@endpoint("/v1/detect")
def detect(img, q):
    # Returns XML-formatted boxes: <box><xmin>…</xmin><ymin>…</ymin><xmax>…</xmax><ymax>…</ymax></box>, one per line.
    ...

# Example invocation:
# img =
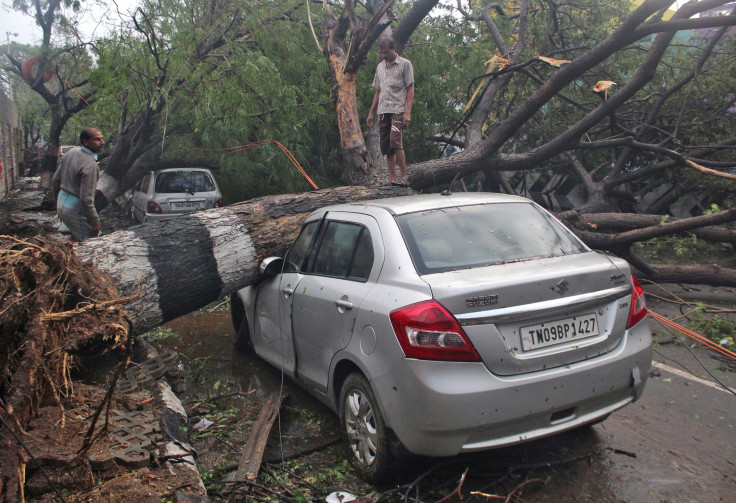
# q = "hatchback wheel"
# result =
<box><xmin>340</xmin><ymin>373</ymin><xmax>393</xmax><ymax>484</ymax></box>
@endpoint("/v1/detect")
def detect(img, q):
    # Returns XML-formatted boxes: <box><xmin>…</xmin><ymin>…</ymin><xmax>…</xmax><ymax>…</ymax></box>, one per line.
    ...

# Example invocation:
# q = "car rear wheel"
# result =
<box><xmin>339</xmin><ymin>373</ymin><xmax>393</xmax><ymax>484</ymax></box>
<box><xmin>230</xmin><ymin>293</ymin><xmax>252</xmax><ymax>351</ymax></box>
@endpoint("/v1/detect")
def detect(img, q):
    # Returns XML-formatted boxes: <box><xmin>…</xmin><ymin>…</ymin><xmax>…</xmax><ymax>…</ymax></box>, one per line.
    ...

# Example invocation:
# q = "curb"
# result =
<box><xmin>139</xmin><ymin>339</ymin><xmax>210</xmax><ymax>503</ymax></box>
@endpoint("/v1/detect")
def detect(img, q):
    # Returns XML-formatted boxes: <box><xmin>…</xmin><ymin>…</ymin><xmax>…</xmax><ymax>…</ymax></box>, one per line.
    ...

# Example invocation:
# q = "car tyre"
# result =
<box><xmin>339</xmin><ymin>373</ymin><xmax>393</xmax><ymax>484</ymax></box>
<box><xmin>230</xmin><ymin>293</ymin><xmax>252</xmax><ymax>351</ymax></box>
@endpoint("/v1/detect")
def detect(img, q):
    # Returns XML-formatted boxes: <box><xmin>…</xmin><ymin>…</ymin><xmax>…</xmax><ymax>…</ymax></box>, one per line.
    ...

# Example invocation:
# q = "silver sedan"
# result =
<box><xmin>230</xmin><ymin>192</ymin><xmax>652</xmax><ymax>483</ymax></box>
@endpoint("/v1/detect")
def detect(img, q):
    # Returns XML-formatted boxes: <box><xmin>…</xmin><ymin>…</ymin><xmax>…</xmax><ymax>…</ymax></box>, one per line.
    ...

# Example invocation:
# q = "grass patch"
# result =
<box><xmin>139</xmin><ymin>326</ymin><xmax>180</xmax><ymax>341</ymax></box>
<box><xmin>687</xmin><ymin>303</ymin><xmax>736</xmax><ymax>349</ymax></box>
<box><xmin>193</xmin><ymin>298</ymin><xmax>231</xmax><ymax>316</ymax></box>
<box><xmin>634</xmin><ymin>235</ymin><xmax>735</xmax><ymax>268</ymax></box>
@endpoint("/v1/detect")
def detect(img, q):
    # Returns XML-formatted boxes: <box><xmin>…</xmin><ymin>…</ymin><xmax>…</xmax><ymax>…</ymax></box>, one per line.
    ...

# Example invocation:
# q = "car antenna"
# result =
<box><xmin>442</xmin><ymin>172</ymin><xmax>460</xmax><ymax>196</ymax></box>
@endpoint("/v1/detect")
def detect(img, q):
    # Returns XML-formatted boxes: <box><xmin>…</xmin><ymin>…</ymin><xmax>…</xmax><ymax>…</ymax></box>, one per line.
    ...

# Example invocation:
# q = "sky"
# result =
<box><xmin>0</xmin><ymin>0</ymin><xmax>140</xmax><ymax>47</ymax></box>
<box><xmin>0</xmin><ymin>0</ymin><xmax>691</xmax><ymax>49</ymax></box>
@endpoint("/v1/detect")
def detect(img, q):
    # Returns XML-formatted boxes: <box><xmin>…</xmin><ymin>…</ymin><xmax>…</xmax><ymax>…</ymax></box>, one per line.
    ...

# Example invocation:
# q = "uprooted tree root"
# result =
<box><xmin>0</xmin><ymin>235</ymin><xmax>133</xmax><ymax>503</ymax></box>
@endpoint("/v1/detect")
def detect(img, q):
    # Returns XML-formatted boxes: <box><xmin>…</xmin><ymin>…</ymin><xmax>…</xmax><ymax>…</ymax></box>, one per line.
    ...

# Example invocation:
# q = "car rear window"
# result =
<box><xmin>155</xmin><ymin>171</ymin><xmax>215</xmax><ymax>193</ymax></box>
<box><xmin>396</xmin><ymin>202</ymin><xmax>587</xmax><ymax>275</ymax></box>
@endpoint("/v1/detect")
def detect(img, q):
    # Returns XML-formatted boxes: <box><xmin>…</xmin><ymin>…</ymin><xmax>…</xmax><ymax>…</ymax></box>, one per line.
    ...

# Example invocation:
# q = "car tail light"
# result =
<box><xmin>390</xmin><ymin>300</ymin><xmax>481</xmax><ymax>361</ymax></box>
<box><xmin>627</xmin><ymin>275</ymin><xmax>647</xmax><ymax>328</ymax></box>
<box><xmin>214</xmin><ymin>198</ymin><xmax>223</xmax><ymax>208</ymax></box>
<box><xmin>147</xmin><ymin>201</ymin><xmax>162</xmax><ymax>214</ymax></box>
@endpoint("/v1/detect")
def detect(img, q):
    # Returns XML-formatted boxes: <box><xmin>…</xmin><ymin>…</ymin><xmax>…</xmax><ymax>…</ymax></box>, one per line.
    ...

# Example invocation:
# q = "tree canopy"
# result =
<box><xmin>3</xmin><ymin>0</ymin><xmax>736</xmax><ymax>284</ymax></box>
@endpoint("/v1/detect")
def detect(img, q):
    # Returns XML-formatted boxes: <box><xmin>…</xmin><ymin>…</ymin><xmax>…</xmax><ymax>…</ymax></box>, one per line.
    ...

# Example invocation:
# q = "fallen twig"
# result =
<box><xmin>42</xmin><ymin>283</ymin><xmax>143</xmax><ymax>323</ymax></box>
<box><xmin>606</xmin><ymin>447</ymin><xmax>637</xmax><ymax>458</ymax></box>
<box><xmin>436</xmin><ymin>467</ymin><xmax>468</xmax><ymax>503</ymax></box>
<box><xmin>187</xmin><ymin>389</ymin><xmax>259</xmax><ymax>413</ymax></box>
<box><xmin>264</xmin><ymin>436</ymin><xmax>341</xmax><ymax>463</ymax></box>
<box><xmin>75</xmin><ymin>315</ymin><xmax>134</xmax><ymax>457</ymax></box>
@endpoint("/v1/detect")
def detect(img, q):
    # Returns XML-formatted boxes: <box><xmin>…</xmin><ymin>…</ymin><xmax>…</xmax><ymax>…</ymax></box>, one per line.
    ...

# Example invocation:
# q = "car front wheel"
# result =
<box><xmin>339</xmin><ymin>373</ymin><xmax>393</xmax><ymax>484</ymax></box>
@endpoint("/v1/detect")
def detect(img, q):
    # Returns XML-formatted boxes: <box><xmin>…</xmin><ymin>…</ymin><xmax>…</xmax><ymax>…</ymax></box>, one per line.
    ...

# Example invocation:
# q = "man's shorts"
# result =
<box><xmin>379</xmin><ymin>113</ymin><xmax>404</xmax><ymax>156</ymax></box>
<box><xmin>57</xmin><ymin>189</ymin><xmax>99</xmax><ymax>241</ymax></box>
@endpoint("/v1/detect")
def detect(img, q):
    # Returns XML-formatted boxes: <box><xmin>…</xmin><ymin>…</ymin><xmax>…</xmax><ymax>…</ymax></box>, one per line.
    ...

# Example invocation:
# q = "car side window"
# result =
<box><xmin>283</xmin><ymin>221</ymin><xmax>320</xmax><ymax>273</ymax></box>
<box><xmin>347</xmin><ymin>229</ymin><xmax>374</xmax><ymax>281</ymax></box>
<box><xmin>311</xmin><ymin>221</ymin><xmax>373</xmax><ymax>281</ymax></box>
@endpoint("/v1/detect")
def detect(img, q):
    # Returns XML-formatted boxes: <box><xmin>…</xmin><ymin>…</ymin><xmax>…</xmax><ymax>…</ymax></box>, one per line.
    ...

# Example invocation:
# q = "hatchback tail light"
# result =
<box><xmin>627</xmin><ymin>275</ymin><xmax>647</xmax><ymax>328</ymax></box>
<box><xmin>147</xmin><ymin>201</ymin><xmax>162</xmax><ymax>214</ymax></box>
<box><xmin>390</xmin><ymin>300</ymin><xmax>481</xmax><ymax>361</ymax></box>
<box><xmin>214</xmin><ymin>198</ymin><xmax>224</xmax><ymax>208</ymax></box>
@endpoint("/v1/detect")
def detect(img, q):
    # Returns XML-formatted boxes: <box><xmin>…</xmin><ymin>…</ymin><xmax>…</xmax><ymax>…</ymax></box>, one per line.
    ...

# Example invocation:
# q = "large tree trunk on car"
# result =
<box><xmin>73</xmin><ymin>187</ymin><xmax>736</xmax><ymax>338</ymax></box>
<box><xmin>75</xmin><ymin>185</ymin><xmax>414</xmax><ymax>334</ymax></box>
<box><xmin>73</xmin><ymin>187</ymin><xmax>736</xmax><ymax>337</ymax></box>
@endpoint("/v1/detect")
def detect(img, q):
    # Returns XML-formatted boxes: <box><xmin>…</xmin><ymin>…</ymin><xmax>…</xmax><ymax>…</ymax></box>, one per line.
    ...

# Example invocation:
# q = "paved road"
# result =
<box><xmin>521</xmin><ymin>283</ymin><xmax>736</xmax><ymax>503</ymax></box>
<box><xmin>561</xmin><ymin>360</ymin><xmax>736</xmax><ymax>503</ymax></box>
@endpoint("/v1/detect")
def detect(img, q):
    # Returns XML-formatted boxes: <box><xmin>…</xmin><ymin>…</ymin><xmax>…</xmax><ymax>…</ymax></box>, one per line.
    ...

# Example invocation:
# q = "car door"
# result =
<box><xmin>251</xmin><ymin>219</ymin><xmax>322</xmax><ymax>374</ymax></box>
<box><xmin>291</xmin><ymin>212</ymin><xmax>383</xmax><ymax>393</ymax></box>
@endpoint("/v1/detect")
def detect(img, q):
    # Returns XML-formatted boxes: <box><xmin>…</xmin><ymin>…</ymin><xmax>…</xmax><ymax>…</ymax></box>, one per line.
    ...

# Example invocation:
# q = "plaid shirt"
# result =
<box><xmin>372</xmin><ymin>55</ymin><xmax>414</xmax><ymax>115</ymax></box>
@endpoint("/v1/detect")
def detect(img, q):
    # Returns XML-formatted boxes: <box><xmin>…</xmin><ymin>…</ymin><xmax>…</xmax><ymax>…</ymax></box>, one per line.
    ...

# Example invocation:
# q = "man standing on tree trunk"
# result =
<box><xmin>367</xmin><ymin>36</ymin><xmax>415</xmax><ymax>186</ymax></box>
<box><xmin>52</xmin><ymin>126</ymin><xmax>105</xmax><ymax>241</ymax></box>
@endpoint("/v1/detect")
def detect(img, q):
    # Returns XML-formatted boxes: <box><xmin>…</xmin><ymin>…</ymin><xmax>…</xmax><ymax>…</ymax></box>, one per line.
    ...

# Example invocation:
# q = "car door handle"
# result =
<box><xmin>335</xmin><ymin>299</ymin><xmax>353</xmax><ymax>309</ymax></box>
<box><xmin>282</xmin><ymin>286</ymin><xmax>294</xmax><ymax>296</ymax></box>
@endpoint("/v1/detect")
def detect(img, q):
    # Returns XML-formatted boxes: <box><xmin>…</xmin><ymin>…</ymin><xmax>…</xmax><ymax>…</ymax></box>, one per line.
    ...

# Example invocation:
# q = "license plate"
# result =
<box><xmin>520</xmin><ymin>313</ymin><xmax>599</xmax><ymax>351</ymax></box>
<box><xmin>171</xmin><ymin>201</ymin><xmax>204</xmax><ymax>210</ymax></box>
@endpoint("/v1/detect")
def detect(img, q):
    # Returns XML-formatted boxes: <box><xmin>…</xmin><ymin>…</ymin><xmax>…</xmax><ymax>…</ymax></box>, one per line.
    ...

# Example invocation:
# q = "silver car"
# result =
<box><xmin>131</xmin><ymin>168</ymin><xmax>223</xmax><ymax>222</ymax></box>
<box><xmin>230</xmin><ymin>193</ymin><xmax>651</xmax><ymax>483</ymax></box>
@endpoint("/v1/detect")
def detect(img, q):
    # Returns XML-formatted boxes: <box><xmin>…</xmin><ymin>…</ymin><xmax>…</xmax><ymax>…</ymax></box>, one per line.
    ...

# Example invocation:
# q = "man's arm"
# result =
<box><xmin>404</xmin><ymin>84</ymin><xmax>415</xmax><ymax>126</ymax></box>
<box><xmin>367</xmin><ymin>88</ymin><xmax>381</xmax><ymax>128</ymax></box>
<box><xmin>52</xmin><ymin>164</ymin><xmax>62</xmax><ymax>199</ymax></box>
<box><xmin>79</xmin><ymin>163</ymin><xmax>101</xmax><ymax>232</ymax></box>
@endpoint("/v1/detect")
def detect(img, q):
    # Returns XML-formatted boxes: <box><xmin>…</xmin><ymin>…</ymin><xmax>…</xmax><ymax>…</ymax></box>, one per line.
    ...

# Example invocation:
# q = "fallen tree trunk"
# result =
<box><xmin>560</xmin><ymin>212</ymin><xmax>736</xmax><ymax>245</ymax></box>
<box><xmin>74</xmin><ymin>186</ymin><xmax>736</xmax><ymax>336</ymax></box>
<box><xmin>75</xmin><ymin>185</ymin><xmax>414</xmax><ymax>334</ymax></box>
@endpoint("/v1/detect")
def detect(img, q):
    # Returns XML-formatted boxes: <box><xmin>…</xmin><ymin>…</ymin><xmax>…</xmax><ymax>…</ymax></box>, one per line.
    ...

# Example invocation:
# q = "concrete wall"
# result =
<box><xmin>0</xmin><ymin>92</ymin><xmax>22</xmax><ymax>196</ymax></box>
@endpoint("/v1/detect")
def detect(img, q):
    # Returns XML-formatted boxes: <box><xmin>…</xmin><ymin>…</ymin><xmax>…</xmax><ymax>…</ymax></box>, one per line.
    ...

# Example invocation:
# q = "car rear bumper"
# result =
<box><xmin>371</xmin><ymin>321</ymin><xmax>651</xmax><ymax>457</ymax></box>
<box><xmin>143</xmin><ymin>211</ymin><xmax>198</xmax><ymax>222</ymax></box>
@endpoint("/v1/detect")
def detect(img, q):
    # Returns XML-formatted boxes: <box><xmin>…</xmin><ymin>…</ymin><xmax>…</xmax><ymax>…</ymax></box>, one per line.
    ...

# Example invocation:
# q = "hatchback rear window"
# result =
<box><xmin>155</xmin><ymin>171</ymin><xmax>215</xmax><ymax>193</ymax></box>
<box><xmin>396</xmin><ymin>202</ymin><xmax>587</xmax><ymax>275</ymax></box>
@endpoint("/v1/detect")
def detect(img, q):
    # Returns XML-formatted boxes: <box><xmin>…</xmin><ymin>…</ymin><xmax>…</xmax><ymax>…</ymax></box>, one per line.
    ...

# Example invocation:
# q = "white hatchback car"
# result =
<box><xmin>230</xmin><ymin>193</ymin><xmax>652</xmax><ymax>483</ymax></box>
<box><xmin>131</xmin><ymin>168</ymin><xmax>223</xmax><ymax>222</ymax></box>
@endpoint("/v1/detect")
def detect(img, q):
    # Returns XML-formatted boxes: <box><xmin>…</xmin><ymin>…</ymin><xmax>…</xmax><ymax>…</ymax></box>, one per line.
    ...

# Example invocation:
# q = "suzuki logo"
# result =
<box><xmin>552</xmin><ymin>279</ymin><xmax>569</xmax><ymax>295</ymax></box>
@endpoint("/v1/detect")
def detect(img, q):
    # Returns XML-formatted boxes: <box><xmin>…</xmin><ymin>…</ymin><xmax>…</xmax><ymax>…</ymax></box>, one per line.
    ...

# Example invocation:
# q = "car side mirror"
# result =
<box><xmin>260</xmin><ymin>257</ymin><xmax>284</xmax><ymax>277</ymax></box>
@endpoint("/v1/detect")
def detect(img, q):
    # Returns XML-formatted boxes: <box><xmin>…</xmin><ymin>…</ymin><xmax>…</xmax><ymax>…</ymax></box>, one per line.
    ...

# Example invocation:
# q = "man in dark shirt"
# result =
<box><xmin>52</xmin><ymin>126</ymin><xmax>105</xmax><ymax>241</ymax></box>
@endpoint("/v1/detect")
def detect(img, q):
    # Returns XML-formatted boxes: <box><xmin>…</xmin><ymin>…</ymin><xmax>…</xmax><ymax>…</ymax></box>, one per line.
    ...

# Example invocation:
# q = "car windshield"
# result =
<box><xmin>396</xmin><ymin>202</ymin><xmax>587</xmax><ymax>275</ymax></box>
<box><xmin>155</xmin><ymin>171</ymin><xmax>215</xmax><ymax>194</ymax></box>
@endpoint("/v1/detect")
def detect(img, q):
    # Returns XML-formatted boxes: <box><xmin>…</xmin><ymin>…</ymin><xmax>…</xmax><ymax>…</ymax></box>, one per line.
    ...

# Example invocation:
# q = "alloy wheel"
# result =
<box><xmin>344</xmin><ymin>388</ymin><xmax>378</xmax><ymax>467</ymax></box>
